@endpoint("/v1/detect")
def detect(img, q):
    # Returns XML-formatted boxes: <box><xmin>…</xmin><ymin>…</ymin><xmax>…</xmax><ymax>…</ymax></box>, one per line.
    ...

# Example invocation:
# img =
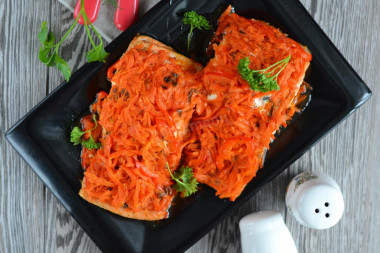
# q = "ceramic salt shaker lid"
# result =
<box><xmin>239</xmin><ymin>210</ymin><xmax>298</xmax><ymax>253</ymax></box>
<box><xmin>285</xmin><ymin>172</ymin><xmax>344</xmax><ymax>229</ymax></box>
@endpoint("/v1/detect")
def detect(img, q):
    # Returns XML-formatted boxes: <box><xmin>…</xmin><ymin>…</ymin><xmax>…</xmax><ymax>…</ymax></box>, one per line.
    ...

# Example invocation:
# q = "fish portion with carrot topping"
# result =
<box><xmin>74</xmin><ymin>7</ymin><xmax>313</xmax><ymax>219</ymax></box>
<box><xmin>184</xmin><ymin>6</ymin><xmax>312</xmax><ymax>201</ymax></box>
<box><xmin>78</xmin><ymin>35</ymin><xmax>203</xmax><ymax>220</ymax></box>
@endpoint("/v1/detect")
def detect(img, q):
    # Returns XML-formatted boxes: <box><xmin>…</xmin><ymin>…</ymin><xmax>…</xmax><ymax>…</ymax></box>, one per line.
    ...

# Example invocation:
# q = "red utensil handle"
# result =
<box><xmin>74</xmin><ymin>0</ymin><xmax>101</xmax><ymax>25</ymax></box>
<box><xmin>114</xmin><ymin>0</ymin><xmax>139</xmax><ymax>31</ymax></box>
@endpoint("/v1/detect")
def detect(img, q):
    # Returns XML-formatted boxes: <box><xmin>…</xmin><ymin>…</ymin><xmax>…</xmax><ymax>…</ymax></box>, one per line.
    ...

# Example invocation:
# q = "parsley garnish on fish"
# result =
<box><xmin>167</xmin><ymin>163</ymin><xmax>198</xmax><ymax>197</ymax></box>
<box><xmin>238</xmin><ymin>55</ymin><xmax>291</xmax><ymax>92</ymax></box>
<box><xmin>70</xmin><ymin>114</ymin><xmax>101</xmax><ymax>150</ymax></box>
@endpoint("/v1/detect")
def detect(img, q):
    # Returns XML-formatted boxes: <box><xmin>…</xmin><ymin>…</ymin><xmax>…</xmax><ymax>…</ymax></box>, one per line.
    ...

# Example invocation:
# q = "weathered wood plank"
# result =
<box><xmin>0</xmin><ymin>0</ymin><xmax>52</xmax><ymax>252</ymax></box>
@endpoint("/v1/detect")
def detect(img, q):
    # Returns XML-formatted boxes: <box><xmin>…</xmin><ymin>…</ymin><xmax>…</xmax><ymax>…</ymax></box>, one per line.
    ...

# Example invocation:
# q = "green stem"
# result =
<box><xmin>167</xmin><ymin>163</ymin><xmax>186</xmax><ymax>186</ymax></box>
<box><xmin>187</xmin><ymin>26</ymin><xmax>194</xmax><ymax>51</ymax></box>
<box><xmin>272</xmin><ymin>55</ymin><xmax>290</xmax><ymax>77</ymax></box>
<box><xmin>81</xmin><ymin>0</ymin><xmax>104</xmax><ymax>46</ymax></box>
<box><xmin>80</xmin><ymin>0</ymin><xmax>97</xmax><ymax>48</ymax></box>
<box><xmin>265</xmin><ymin>63</ymin><xmax>285</xmax><ymax>76</ymax></box>
<box><xmin>54</xmin><ymin>11</ymin><xmax>82</xmax><ymax>48</ymax></box>
<box><xmin>272</xmin><ymin>60</ymin><xmax>290</xmax><ymax>80</ymax></box>
<box><xmin>83</xmin><ymin>16</ymin><xmax>96</xmax><ymax>48</ymax></box>
<box><xmin>84</xmin><ymin>114</ymin><xmax>99</xmax><ymax>134</ymax></box>
<box><xmin>257</xmin><ymin>55</ymin><xmax>291</xmax><ymax>77</ymax></box>
<box><xmin>264</xmin><ymin>55</ymin><xmax>289</xmax><ymax>71</ymax></box>
<box><xmin>88</xmin><ymin>19</ymin><xmax>104</xmax><ymax>45</ymax></box>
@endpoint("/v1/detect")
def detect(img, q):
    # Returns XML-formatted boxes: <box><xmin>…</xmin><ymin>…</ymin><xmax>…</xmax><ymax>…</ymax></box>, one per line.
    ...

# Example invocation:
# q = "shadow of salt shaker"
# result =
<box><xmin>285</xmin><ymin>172</ymin><xmax>344</xmax><ymax>229</ymax></box>
<box><xmin>239</xmin><ymin>210</ymin><xmax>298</xmax><ymax>253</ymax></box>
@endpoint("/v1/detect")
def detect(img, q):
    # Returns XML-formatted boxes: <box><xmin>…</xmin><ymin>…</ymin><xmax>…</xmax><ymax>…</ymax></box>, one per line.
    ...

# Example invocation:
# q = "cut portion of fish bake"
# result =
<box><xmin>184</xmin><ymin>6</ymin><xmax>312</xmax><ymax>201</ymax></box>
<box><xmin>79</xmin><ymin>35</ymin><xmax>203</xmax><ymax>220</ymax></box>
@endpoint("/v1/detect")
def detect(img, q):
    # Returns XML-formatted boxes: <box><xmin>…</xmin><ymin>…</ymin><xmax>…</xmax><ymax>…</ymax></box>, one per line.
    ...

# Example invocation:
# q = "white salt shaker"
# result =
<box><xmin>239</xmin><ymin>210</ymin><xmax>298</xmax><ymax>253</ymax></box>
<box><xmin>285</xmin><ymin>171</ymin><xmax>344</xmax><ymax>229</ymax></box>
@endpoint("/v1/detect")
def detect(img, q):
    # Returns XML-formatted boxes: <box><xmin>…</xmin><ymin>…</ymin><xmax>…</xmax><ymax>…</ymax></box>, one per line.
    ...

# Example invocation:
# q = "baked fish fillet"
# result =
<box><xmin>184</xmin><ymin>6</ymin><xmax>312</xmax><ymax>201</ymax></box>
<box><xmin>79</xmin><ymin>35</ymin><xmax>203</xmax><ymax>220</ymax></box>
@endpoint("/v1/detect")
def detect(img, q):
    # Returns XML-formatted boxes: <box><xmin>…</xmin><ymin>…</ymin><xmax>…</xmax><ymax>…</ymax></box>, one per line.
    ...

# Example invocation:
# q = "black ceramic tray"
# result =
<box><xmin>5</xmin><ymin>0</ymin><xmax>371</xmax><ymax>252</ymax></box>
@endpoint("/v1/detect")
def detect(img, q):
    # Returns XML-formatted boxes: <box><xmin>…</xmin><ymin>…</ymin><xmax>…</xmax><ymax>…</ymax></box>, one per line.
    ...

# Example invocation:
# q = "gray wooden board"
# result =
<box><xmin>1</xmin><ymin>0</ymin><xmax>379</xmax><ymax>252</ymax></box>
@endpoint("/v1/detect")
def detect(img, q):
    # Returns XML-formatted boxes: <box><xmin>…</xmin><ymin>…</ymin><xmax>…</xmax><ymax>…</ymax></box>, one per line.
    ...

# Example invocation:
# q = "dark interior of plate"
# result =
<box><xmin>5</xmin><ymin>0</ymin><xmax>371</xmax><ymax>252</ymax></box>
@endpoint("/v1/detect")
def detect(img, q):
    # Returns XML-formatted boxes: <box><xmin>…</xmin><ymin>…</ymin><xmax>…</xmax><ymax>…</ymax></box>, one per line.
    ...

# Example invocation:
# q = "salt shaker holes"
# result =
<box><xmin>285</xmin><ymin>172</ymin><xmax>345</xmax><ymax>229</ymax></box>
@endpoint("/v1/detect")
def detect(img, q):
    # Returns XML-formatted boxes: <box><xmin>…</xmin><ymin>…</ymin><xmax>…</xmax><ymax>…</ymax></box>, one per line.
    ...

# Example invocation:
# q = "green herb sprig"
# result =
<box><xmin>182</xmin><ymin>11</ymin><xmax>210</xmax><ymax>51</ymax></box>
<box><xmin>38</xmin><ymin>0</ymin><xmax>109</xmax><ymax>82</ymax></box>
<box><xmin>167</xmin><ymin>163</ymin><xmax>198</xmax><ymax>197</ymax></box>
<box><xmin>70</xmin><ymin>114</ymin><xmax>101</xmax><ymax>150</ymax></box>
<box><xmin>237</xmin><ymin>55</ymin><xmax>291</xmax><ymax>92</ymax></box>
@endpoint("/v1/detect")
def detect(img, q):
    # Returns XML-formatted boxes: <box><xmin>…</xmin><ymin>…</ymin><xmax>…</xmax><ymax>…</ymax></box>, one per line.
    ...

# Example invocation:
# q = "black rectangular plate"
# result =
<box><xmin>5</xmin><ymin>0</ymin><xmax>371</xmax><ymax>252</ymax></box>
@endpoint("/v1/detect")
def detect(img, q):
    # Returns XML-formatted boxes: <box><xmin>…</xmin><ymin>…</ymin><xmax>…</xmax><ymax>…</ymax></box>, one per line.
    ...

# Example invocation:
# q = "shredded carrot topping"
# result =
<box><xmin>79</xmin><ymin>36</ymin><xmax>202</xmax><ymax>220</ymax></box>
<box><xmin>77</xmin><ymin>6</ymin><xmax>312</xmax><ymax>220</ymax></box>
<box><xmin>184</xmin><ymin>6</ymin><xmax>312</xmax><ymax>201</ymax></box>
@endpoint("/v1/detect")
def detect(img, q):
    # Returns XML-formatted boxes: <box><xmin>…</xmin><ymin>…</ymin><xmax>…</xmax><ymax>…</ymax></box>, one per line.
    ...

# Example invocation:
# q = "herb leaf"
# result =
<box><xmin>38</xmin><ymin>31</ymin><xmax>56</xmax><ymax>66</ymax></box>
<box><xmin>182</xmin><ymin>11</ymin><xmax>210</xmax><ymax>51</ymax></box>
<box><xmin>38</xmin><ymin>21</ymin><xmax>48</xmax><ymax>44</ymax></box>
<box><xmin>86</xmin><ymin>43</ymin><xmax>109</xmax><ymax>63</ymax></box>
<box><xmin>55</xmin><ymin>54</ymin><xmax>71</xmax><ymax>82</ymax></box>
<box><xmin>38</xmin><ymin>47</ymin><xmax>55</xmax><ymax>66</ymax></box>
<box><xmin>82</xmin><ymin>135</ymin><xmax>102</xmax><ymax>150</ymax></box>
<box><xmin>38</xmin><ymin>0</ymin><xmax>108</xmax><ymax>82</ymax></box>
<box><xmin>70</xmin><ymin>115</ymin><xmax>101</xmax><ymax>150</ymax></box>
<box><xmin>167</xmin><ymin>164</ymin><xmax>198</xmax><ymax>197</ymax></box>
<box><xmin>238</xmin><ymin>55</ymin><xmax>291</xmax><ymax>92</ymax></box>
<box><xmin>44</xmin><ymin>32</ymin><xmax>55</xmax><ymax>48</ymax></box>
<box><xmin>70</xmin><ymin>126</ymin><xmax>85</xmax><ymax>145</ymax></box>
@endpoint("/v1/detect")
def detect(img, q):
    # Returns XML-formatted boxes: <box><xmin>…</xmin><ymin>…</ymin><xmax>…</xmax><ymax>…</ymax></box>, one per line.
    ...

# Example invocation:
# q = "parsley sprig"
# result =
<box><xmin>237</xmin><ymin>55</ymin><xmax>291</xmax><ymax>92</ymax></box>
<box><xmin>38</xmin><ymin>0</ymin><xmax>109</xmax><ymax>82</ymax></box>
<box><xmin>167</xmin><ymin>163</ymin><xmax>198</xmax><ymax>197</ymax></box>
<box><xmin>182</xmin><ymin>11</ymin><xmax>210</xmax><ymax>51</ymax></box>
<box><xmin>70</xmin><ymin>114</ymin><xmax>101</xmax><ymax>150</ymax></box>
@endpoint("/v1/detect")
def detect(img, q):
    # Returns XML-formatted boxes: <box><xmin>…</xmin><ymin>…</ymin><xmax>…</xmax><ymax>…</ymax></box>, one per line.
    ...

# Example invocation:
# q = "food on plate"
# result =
<box><xmin>78</xmin><ymin>35</ymin><xmax>203</xmax><ymax>220</ymax></box>
<box><xmin>184</xmin><ymin>6</ymin><xmax>312</xmax><ymax>201</ymax></box>
<box><xmin>72</xmin><ymin>6</ymin><xmax>312</xmax><ymax>220</ymax></box>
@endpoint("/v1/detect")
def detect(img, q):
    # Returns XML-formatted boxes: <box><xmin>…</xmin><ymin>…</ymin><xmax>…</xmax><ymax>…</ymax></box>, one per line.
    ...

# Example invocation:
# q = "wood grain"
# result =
<box><xmin>1</xmin><ymin>0</ymin><xmax>379</xmax><ymax>252</ymax></box>
<box><xmin>1</xmin><ymin>1</ymin><xmax>51</xmax><ymax>253</ymax></box>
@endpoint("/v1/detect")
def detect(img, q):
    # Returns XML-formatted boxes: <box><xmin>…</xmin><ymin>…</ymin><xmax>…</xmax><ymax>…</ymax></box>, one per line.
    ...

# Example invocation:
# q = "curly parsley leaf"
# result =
<box><xmin>167</xmin><ymin>164</ymin><xmax>198</xmax><ymax>197</ymax></box>
<box><xmin>70</xmin><ymin>126</ymin><xmax>85</xmax><ymax>145</ymax></box>
<box><xmin>70</xmin><ymin>114</ymin><xmax>101</xmax><ymax>150</ymax></box>
<box><xmin>82</xmin><ymin>135</ymin><xmax>102</xmax><ymax>150</ymax></box>
<box><xmin>238</xmin><ymin>55</ymin><xmax>291</xmax><ymax>92</ymax></box>
<box><xmin>182</xmin><ymin>11</ymin><xmax>210</xmax><ymax>51</ymax></box>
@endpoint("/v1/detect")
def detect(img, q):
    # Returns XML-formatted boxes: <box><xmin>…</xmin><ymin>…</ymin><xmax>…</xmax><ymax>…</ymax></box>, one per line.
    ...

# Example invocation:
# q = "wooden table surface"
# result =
<box><xmin>1</xmin><ymin>0</ymin><xmax>379</xmax><ymax>252</ymax></box>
